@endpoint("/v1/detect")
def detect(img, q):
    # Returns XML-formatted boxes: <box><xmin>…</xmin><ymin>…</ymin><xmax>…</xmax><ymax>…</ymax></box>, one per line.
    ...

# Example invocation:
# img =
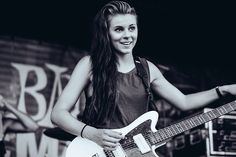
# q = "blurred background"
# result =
<box><xmin>0</xmin><ymin>0</ymin><xmax>236</xmax><ymax>157</ymax></box>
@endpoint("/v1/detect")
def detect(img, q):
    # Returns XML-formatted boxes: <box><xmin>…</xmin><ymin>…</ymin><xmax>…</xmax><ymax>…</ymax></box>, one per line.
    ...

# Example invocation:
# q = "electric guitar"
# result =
<box><xmin>66</xmin><ymin>100</ymin><xmax>236</xmax><ymax>157</ymax></box>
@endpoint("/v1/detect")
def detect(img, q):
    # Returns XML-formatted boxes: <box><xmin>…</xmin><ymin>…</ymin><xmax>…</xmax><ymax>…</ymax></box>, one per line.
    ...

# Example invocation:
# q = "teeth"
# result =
<box><xmin>121</xmin><ymin>42</ymin><xmax>132</xmax><ymax>45</ymax></box>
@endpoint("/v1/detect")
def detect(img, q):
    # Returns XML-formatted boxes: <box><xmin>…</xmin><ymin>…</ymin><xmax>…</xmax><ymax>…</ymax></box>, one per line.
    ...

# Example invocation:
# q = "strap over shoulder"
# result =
<box><xmin>134</xmin><ymin>56</ymin><xmax>158</xmax><ymax>112</ymax></box>
<box><xmin>134</xmin><ymin>56</ymin><xmax>149</xmax><ymax>88</ymax></box>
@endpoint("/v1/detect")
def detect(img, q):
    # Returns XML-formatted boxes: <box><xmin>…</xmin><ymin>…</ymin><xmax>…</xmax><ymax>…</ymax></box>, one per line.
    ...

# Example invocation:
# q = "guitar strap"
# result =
<box><xmin>134</xmin><ymin>56</ymin><xmax>158</xmax><ymax>112</ymax></box>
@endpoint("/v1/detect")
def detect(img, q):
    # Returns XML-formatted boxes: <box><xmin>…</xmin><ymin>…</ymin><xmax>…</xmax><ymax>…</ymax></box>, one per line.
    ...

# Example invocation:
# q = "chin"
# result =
<box><xmin>120</xmin><ymin>48</ymin><xmax>133</xmax><ymax>54</ymax></box>
<box><xmin>120</xmin><ymin>51</ymin><xmax>132</xmax><ymax>54</ymax></box>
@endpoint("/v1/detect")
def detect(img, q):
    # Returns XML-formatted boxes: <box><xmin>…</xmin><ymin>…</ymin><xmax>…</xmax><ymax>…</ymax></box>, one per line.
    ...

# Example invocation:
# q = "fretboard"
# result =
<box><xmin>150</xmin><ymin>100</ymin><xmax>236</xmax><ymax>145</ymax></box>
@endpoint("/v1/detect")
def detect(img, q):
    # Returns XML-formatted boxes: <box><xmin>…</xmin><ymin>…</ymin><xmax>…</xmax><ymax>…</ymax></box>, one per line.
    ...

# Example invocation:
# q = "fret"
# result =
<box><xmin>179</xmin><ymin>123</ymin><xmax>185</xmax><ymax>132</ymax></box>
<box><xmin>205</xmin><ymin>113</ymin><xmax>211</xmax><ymax>121</ymax></box>
<box><xmin>159</xmin><ymin>130</ymin><xmax>166</xmax><ymax>140</ymax></box>
<box><xmin>209</xmin><ymin>110</ymin><xmax>216</xmax><ymax>119</ymax></box>
<box><xmin>169</xmin><ymin>126</ymin><xmax>177</xmax><ymax>136</ymax></box>
<box><xmin>186</xmin><ymin>120</ymin><xmax>192</xmax><ymax>129</ymax></box>
<box><xmin>189</xmin><ymin>118</ymin><xmax>196</xmax><ymax>127</ymax></box>
<box><xmin>176</xmin><ymin>123</ymin><xmax>183</xmax><ymax>132</ymax></box>
<box><xmin>172</xmin><ymin>124</ymin><xmax>180</xmax><ymax>134</ymax></box>
<box><xmin>190</xmin><ymin>117</ymin><xmax>197</xmax><ymax>126</ymax></box>
<box><xmin>226</xmin><ymin>104</ymin><xmax>232</xmax><ymax>112</ymax></box>
<box><xmin>175</xmin><ymin>124</ymin><xmax>181</xmax><ymax>134</ymax></box>
<box><xmin>186</xmin><ymin>119</ymin><xmax>193</xmax><ymax>128</ymax></box>
<box><xmin>195</xmin><ymin>116</ymin><xmax>201</xmax><ymax>125</ymax></box>
<box><xmin>216</xmin><ymin>108</ymin><xmax>223</xmax><ymax>115</ymax></box>
<box><xmin>192</xmin><ymin>117</ymin><xmax>199</xmax><ymax>126</ymax></box>
<box><xmin>207</xmin><ymin>111</ymin><xmax>213</xmax><ymax>119</ymax></box>
<box><xmin>198</xmin><ymin>115</ymin><xmax>205</xmax><ymax>123</ymax></box>
<box><xmin>161</xmin><ymin>129</ymin><xmax>168</xmax><ymax>139</ymax></box>
<box><xmin>218</xmin><ymin>107</ymin><xmax>223</xmax><ymax>115</ymax></box>
<box><xmin>151</xmin><ymin>101</ymin><xmax>236</xmax><ymax>145</ymax></box>
<box><xmin>227</xmin><ymin>103</ymin><xmax>235</xmax><ymax>111</ymax></box>
<box><xmin>219</xmin><ymin>107</ymin><xmax>226</xmax><ymax>114</ymax></box>
<box><xmin>223</xmin><ymin>105</ymin><xmax>228</xmax><ymax>113</ymax></box>
<box><xmin>201</xmin><ymin>113</ymin><xmax>207</xmax><ymax>122</ymax></box>
<box><xmin>231</xmin><ymin>102</ymin><xmax>236</xmax><ymax>109</ymax></box>
<box><xmin>153</xmin><ymin>132</ymin><xmax>159</xmax><ymax>142</ymax></box>
<box><xmin>176</xmin><ymin>123</ymin><xmax>183</xmax><ymax>133</ymax></box>
<box><xmin>148</xmin><ymin>132</ymin><xmax>157</xmax><ymax>145</ymax></box>
<box><xmin>224</xmin><ymin>105</ymin><xmax>230</xmax><ymax>112</ymax></box>
<box><xmin>229</xmin><ymin>103</ymin><xmax>235</xmax><ymax>110</ymax></box>
<box><xmin>180</xmin><ymin>121</ymin><xmax>188</xmax><ymax>131</ymax></box>
<box><xmin>212</xmin><ymin>109</ymin><xmax>220</xmax><ymax>117</ymax></box>
<box><xmin>163</xmin><ymin>129</ymin><xmax>170</xmax><ymax>139</ymax></box>
<box><xmin>155</xmin><ymin>132</ymin><xmax>163</xmax><ymax>142</ymax></box>
<box><xmin>166</xmin><ymin>127</ymin><xmax>173</xmax><ymax>137</ymax></box>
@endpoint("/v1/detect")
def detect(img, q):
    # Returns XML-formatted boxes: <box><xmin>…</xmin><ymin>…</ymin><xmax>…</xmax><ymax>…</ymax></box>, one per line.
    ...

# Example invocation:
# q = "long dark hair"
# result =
<box><xmin>84</xmin><ymin>1</ymin><xmax>137</xmax><ymax>125</ymax></box>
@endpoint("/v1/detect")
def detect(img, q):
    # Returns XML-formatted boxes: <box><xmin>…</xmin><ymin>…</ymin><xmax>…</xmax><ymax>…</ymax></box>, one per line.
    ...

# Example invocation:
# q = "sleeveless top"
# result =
<box><xmin>83</xmin><ymin>58</ymin><xmax>151</xmax><ymax>129</ymax></box>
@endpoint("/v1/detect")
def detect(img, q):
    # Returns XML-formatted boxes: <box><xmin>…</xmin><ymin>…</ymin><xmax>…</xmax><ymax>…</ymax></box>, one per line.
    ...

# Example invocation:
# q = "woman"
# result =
<box><xmin>0</xmin><ymin>95</ymin><xmax>39</xmax><ymax>156</ymax></box>
<box><xmin>51</xmin><ymin>1</ymin><xmax>236</xmax><ymax>151</ymax></box>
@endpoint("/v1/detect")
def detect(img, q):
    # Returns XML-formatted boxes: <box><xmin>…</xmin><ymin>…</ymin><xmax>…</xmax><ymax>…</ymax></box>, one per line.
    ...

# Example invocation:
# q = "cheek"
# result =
<box><xmin>110</xmin><ymin>33</ymin><xmax>122</xmax><ymax>41</ymax></box>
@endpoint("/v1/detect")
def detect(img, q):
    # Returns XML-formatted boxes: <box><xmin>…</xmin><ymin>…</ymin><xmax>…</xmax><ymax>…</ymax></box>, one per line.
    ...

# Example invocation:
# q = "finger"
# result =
<box><xmin>103</xmin><ymin>143</ymin><xmax>118</xmax><ymax>151</ymax></box>
<box><xmin>104</xmin><ymin>130</ymin><xmax>124</xmax><ymax>139</ymax></box>
<box><xmin>103</xmin><ymin>141</ymin><xmax>118</xmax><ymax>148</ymax></box>
<box><xmin>103</xmin><ymin>135</ymin><xmax>120</xmax><ymax>143</ymax></box>
<box><xmin>104</xmin><ymin>146</ymin><xmax>116</xmax><ymax>151</ymax></box>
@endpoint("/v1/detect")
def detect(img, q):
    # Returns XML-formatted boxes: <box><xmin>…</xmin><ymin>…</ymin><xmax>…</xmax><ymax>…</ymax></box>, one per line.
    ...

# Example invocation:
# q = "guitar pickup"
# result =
<box><xmin>133</xmin><ymin>134</ymin><xmax>151</xmax><ymax>154</ymax></box>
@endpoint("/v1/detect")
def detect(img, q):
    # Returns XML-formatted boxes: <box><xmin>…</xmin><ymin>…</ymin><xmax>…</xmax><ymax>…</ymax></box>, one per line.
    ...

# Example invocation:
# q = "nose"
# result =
<box><xmin>123</xmin><ymin>29</ymin><xmax>131</xmax><ymax>39</ymax></box>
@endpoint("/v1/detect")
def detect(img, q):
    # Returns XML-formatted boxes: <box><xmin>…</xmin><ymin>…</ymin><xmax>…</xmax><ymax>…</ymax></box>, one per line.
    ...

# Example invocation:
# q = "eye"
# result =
<box><xmin>129</xmin><ymin>26</ymin><xmax>136</xmax><ymax>32</ymax></box>
<box><xmin>115</xmin><ymin>27</ymin><xmax>124</xmax><ymax>32</ymax></box>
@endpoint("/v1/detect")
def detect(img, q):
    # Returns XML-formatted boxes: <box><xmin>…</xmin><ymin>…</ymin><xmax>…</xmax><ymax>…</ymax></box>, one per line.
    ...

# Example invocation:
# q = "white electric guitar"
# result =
<box><xmin>66</xmin><ymin>100</ymin><xmax>236</xmax><ymax>157</ymax></box>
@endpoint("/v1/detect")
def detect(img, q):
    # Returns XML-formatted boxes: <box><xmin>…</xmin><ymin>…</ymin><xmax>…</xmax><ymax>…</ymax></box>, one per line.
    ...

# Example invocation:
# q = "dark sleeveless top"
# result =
<box><xmin>83</xmin><ymin>58</ymin><xmax>151</xmax><ymax>129</ymax></box>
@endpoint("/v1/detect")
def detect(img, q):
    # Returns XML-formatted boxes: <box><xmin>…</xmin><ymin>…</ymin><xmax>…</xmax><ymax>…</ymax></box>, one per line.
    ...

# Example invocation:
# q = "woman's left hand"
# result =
<box><xmin>221</xmin><ymin>84</ymin><xmax>236</xmax><ymax>96</ymax></box>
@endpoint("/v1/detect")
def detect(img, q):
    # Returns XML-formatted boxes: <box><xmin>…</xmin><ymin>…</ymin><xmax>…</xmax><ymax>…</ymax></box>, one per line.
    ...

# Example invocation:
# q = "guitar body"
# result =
<box><xmin>66</xmin><ymin>111</ymin><xmax>160</xmax><ymax>157</ymax></box>
<box><xmin>66</xmin><ymin>100</ymin><xmax>236</xmax><ymax>157</ymax></box>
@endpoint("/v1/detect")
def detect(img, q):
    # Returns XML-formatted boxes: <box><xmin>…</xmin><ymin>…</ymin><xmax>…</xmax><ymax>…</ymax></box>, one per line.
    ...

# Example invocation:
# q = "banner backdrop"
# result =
<box><xmin>0</xmin><ymin>37</ymin><xmax>87</xmax><ymax>157</ymax></box>
<box><xmin>1</xmin><ymin>36</ymin><xmax>236</xmax><ymax>157</ymax></box>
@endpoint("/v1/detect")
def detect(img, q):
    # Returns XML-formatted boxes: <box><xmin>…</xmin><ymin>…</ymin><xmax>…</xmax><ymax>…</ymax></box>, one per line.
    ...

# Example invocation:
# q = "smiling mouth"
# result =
<box><xmin>120</xmin><ymin>41</ymin><xmax>132</xmax><ymax>45</ymax></box>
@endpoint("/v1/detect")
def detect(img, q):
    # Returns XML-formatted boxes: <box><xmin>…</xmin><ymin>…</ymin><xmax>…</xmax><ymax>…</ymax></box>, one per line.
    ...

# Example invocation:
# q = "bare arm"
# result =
<box><xmin>51</xmin><ymin>56</ymin><xmax>124</xmax><ymax>150</ymax></box>
<box><xmin>148</xmin><ymin>61</ymin><xmax>236</xmax><ymax>111</ymax></box>
<box><xmin>0</xmin><ymin>96</ymin><xmax>39</xmax><ymax>132</ymax></box>
<box><xmin>51</xmin><ymin>56</ymin><xmax>94</xmax><ymax>136</ymax></box>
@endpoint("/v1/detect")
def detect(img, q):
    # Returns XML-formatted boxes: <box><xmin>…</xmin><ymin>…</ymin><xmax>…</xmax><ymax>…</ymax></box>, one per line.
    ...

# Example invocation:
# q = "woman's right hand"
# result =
<box><xmin>83</xmin><ymin>126</ymin><xmax>124</xmax><ymax>151</ymax></box>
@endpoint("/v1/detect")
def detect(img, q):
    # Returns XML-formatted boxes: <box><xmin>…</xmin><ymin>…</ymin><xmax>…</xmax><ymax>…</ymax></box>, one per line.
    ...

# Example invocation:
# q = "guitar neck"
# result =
<box><xmin>150</xmin><ymin>100</ymin><xmax>236</xmax><ymax>145</ymax></box>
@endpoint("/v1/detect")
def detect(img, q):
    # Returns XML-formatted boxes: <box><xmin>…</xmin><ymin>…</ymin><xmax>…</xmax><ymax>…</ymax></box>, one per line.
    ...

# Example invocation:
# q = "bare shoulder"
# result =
<box><xmin>74</xmin><ymin>55</ymin><xmax>92</xmax><ymax>74</ymax></box>
<box><xmin>146</xmin><ymin>60</ymin><xmax>164</xmax><ymax>83</ymax></box>
<box><xmin>67</xmin><ymin>55</ymin><xmax>93</xmax><ymax>85</ymax></box>
<box><xmin>75</xmin><ymin>55</ymin><xmax>92</xmax><ymax>68</ymax></box>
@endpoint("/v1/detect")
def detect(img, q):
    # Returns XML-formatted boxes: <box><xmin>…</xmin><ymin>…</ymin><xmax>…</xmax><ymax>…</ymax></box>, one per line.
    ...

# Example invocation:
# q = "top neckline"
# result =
<box><xmin>118</xmin><ymin>67</ymin><xmax>136</xmax><ymax>75</ymax></box>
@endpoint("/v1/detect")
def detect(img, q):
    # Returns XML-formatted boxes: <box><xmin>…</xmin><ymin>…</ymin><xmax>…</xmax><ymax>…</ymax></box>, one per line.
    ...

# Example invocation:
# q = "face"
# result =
<box><xmin>108</xmin><ymin>14</ymin><xmax>138</xmax><ymax>55</ymax></box>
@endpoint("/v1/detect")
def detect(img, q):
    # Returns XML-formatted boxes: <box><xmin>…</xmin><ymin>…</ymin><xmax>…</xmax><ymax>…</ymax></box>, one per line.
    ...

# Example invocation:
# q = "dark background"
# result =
<box><xmin>0</xmin><ymin>1</ymin><xmax>236</xmax><ymax>156</ymax></box>
<box><xmin>0</xmin><ymin>0</ymin><xmax>235</xmax><ymax>67</ymax></box>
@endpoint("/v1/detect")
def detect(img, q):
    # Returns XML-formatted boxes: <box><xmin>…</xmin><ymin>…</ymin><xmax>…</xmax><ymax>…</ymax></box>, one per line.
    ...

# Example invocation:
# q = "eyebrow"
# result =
<box><xmin>113</xmin><ymin>24</ymin><xmax>136</xmax><ymax>28</ymax></box>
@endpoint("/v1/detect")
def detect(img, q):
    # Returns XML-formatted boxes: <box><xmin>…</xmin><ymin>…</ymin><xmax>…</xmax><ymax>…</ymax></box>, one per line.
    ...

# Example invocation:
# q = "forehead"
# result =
<box><xmin>108</xmin><ymin>14</ymin><xmax>137</xmax><ymax>27</ymax></box>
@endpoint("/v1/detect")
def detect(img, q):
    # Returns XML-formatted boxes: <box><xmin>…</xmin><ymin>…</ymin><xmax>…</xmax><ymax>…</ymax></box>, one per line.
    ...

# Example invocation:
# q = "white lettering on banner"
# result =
<box><xmin>38</xmin><ymin>64</ymin><xmax>68</xmax><ymax>127</ymax></box>
<box><xmin>9</xmin><ymin>62</ymin><xmax>73</xmax><ymax>157</ymax></box>
<box><xmin>11</xmin><ymin>63</ymin><xmax>69</xmax><ymax>127</ymax></box>
<box><xmin>16</xmin><ymin>133</ymin><xmax>60</xmax><ymax>157</ymax></box>
<box><xmin>11</xmin><ymin>63</ymin><xmax>47</xmax><ymax>121</ymax></box>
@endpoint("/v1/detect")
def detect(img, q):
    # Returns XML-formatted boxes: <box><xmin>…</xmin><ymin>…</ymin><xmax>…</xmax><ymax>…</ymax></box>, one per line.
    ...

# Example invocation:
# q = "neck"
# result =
<box><xmin>116</xmin><ymin>53</ymin><xmax>135</xmax><ymax>73</ymax></box>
